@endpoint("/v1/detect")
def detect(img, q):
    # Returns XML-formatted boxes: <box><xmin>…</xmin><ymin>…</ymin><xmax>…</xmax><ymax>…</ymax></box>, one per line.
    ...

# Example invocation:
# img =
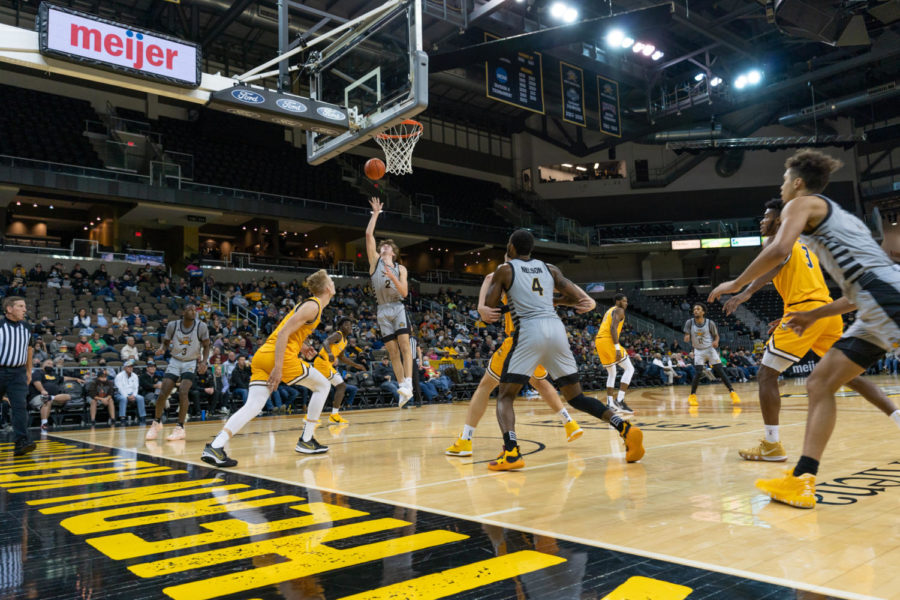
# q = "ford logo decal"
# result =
<box><xmin>276</xmin><ymin>99</ymin><xmax>308</xmax><ymax>113</ymax></box>
<box><xmin>231</xmin><ymin>89</ymin><xmax>265</xmax><ymax>104</ymax></box>
<box><xmin>316</xmin><ymin>107</ymin><xmax>346</xmax><ymax>121</ymax></box>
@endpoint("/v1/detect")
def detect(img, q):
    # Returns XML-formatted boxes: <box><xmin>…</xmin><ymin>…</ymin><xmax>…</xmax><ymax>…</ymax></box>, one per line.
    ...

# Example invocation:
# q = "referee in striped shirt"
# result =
<box><xmin>0</xmin><ymin>296</ymin><xmax>35</xmax><ymax>456</ymax></box>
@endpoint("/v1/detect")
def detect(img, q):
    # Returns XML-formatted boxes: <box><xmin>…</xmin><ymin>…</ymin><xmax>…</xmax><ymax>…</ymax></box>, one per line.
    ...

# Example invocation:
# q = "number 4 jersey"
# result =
<box><xmin>504</xmin><ymin>258</ymin><xmax>557</xmax><ymax>322</ymax></box>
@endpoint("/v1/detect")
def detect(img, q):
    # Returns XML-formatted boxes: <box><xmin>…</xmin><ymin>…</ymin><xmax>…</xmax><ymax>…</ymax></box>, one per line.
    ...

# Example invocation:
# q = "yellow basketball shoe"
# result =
<box><xmin>688</xmin><ymin>394</ymin><xmax>698</xmax><ymax>406</ymax></box>
<box><xmin>620</xmin><ymin>421</ymin><xmax>645</xmax><ymax>463</ymax></box>
<box><xmin>328</xmin><ymin>413</ymin><xmax>349</xmax><ymax>424</ymax></box>
<box><xmin>488</xmin><ymin>446</ymin><xmax>525</xmax><ymax>471</ymax></box>
<box><xmin>565</xmin><ymin>420</ymin><xmax>583</xmax><ymax>442</ymax></box>
<box><xmin>445</xmin><ymin>437</ymin><xmax>473</xmax><ymax>457</ymax></box>
<box><xmin>739</xmin><ymin>439</ymin><xmax>787</xmax><ymax>462</ymax></box>
<box><xmin>756</xmin><ymin>470</ymin><xmax>816</xmax><ymax>508</ymax></box>
<box><xmin>730</xmin><ymin>391</ymin><xmax>741</xmax><ymax>404</ymax></box>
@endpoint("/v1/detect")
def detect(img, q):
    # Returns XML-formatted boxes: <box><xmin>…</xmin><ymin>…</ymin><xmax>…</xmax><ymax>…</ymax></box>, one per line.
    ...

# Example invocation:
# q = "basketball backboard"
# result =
<box><xmin>305</xmin><ymin>0</ymin><xmax>428</xmax><ymax>165</ymax></box>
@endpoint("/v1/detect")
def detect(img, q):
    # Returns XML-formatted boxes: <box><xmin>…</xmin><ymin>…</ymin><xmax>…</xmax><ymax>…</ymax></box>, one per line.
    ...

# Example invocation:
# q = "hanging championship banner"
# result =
<box><xmin>597</xmin><ymin>75</ymin><xmax>621</xmax><ymax>137</ymax></box>
<box><xmin>559</xmin><ymin>61</ymin><xmax>586</xmax><ymax>127</ymax></box>
<box><xmin>484</xmin><ymin>33</ymin><xmax>545</xmax><ymax>114</ymax></box>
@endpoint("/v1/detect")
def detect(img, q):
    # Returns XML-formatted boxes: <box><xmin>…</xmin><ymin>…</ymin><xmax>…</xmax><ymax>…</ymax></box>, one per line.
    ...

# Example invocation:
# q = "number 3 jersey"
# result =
<box><xmin>504</xmin><ymin>258</ymin><xmax>557</xmax><ymax>322</ymax></box>
<box><xmin>773</xmin><ymin>241</ymin><xmax>833</xmax><ymax>311</ymax></box>
<box><xmin>164</xmin><ymin>319</ymin><xmax>210</xmax><ymax>361</ymax></box>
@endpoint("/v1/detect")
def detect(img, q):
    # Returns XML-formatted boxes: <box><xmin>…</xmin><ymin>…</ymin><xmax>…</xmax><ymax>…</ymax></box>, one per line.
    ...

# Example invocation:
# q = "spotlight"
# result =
<box><xmin>632</xmin><ymin>42</ymin><xmax>644</xmax><ymax>53</ymax></box>
<box><xmin>651</xmin><ymin>50</ymin><xmax>664</xmax><ymax>60</ymax></box>
<box><xmin>710</xmin><ymin>76</ymin><xmax>722</xmax><ymax>87</ymax></box>
<box><xmin>734</xmin><ymin>75</ymin><xmax>748</xmax><ymax>89</ymax></box>
<box><xmin>49</xmin><ymin>205</ymin><xmax>54</xmax><ymax>210</ymax></box>
<box><xmin>694</xmin><ymin>73</ymin><xmax>705</xmax><ymax>82</ymax></box>
<box><xmin>561</xmin><ymin>163</ymin><xmax>573</xmax><ymax>168</ymax></box>
<box><xmin>747</xmin><ymin>69</ymin><xmax>762</xmax><ymax>84</ymax></box>
<box><xmin>32</xmin><ymin>203</ymin><xmax>37</xmax><ymax>207</ymax></box>
<box><xmin>550</xmin><ymin>2</ymin><xmax>566</xmax><ymax>19</ymax></box>
<box><xmin>564</xmin><ymin>7</ymin><xmax>578</xmax><ymax>22</ymax></box>
<box><xmin>593</xmin><ymin>162</ymin><xmax>600</xmax><ymax>169</ymax></box>
<box><xmin>606</xmin><ymin>29</ymin><xmax>625</xmax><ymax>47</ymax></box>
<box><xmin>641</xmin><ymin>44</ymin><xmax>654</xmax><ymax>56</ymax></box>
<box><xmin>15</xmin><ymin>201</ymin><xmax>20</xmax><ymax>206</ymax></box>
<box><xmin>620</xmin><ymin>36</ymin><xmax>634</xmax><ymax>48</ymax></box>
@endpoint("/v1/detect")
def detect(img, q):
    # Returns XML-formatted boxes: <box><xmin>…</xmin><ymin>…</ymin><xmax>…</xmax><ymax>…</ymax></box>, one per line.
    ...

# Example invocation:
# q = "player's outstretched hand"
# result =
<box><xmin>478</xmin><ymin>306</ymin><xmax>501</xmax><ymax>323</ymax></box>
<box><xmin>766</xmin><ymin>318</ymin><xmax>782</xmax><ymax>336</ymax></box>
<box><xmin>783</xmin><ymin>310</ymin><xmax>815</xmax><ymax>337</ymax></box>
<box><xmin>708</xmin><ymin>280</ymin><xmax>741</xmax><ymax>303</ymax></box>
<box><xmin>369</xmin><ymin>197</ymin><xmax>383</xmax><ymax>215</ymax></box>
<box><xmin>267</xmin><ymin>367</ymin><xmax>282</xmax><ymax>393</ymax></box>
<box><xmin>723</xmin><ymin>292</ymin><xmax>749</xmax><ymax>316</ymax></box>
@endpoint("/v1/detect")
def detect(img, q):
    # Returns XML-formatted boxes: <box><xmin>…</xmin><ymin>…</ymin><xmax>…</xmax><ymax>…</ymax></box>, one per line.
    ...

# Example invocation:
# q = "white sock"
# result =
<box><xmin>302</xmin><ymin>418</ymin><xmax>317</xmax><ymax>441</ymax></box>
<box><xmin>617</xmin><ymin>390</ymin><xmax>626</xmax><ymax>402</ymax></box>
<box><xmin>212</xmin><ymin>385</ymin><xmax>268</xmax><ymax>448</ymax></box>
<box><xmin>403</xmin><ymin>377</ymin><xmax>412</xmax><ymax>389</ymax></box>
<box><xmin>41</xmin><ymin>419</ymin><xmax>48</xmax><ymax>425</ymax></box>
<box><xmin>607</xmin><ymin>395</ymin><xmax>614</xmax><ymax>405</ymax></box>
<box><xmin>461</xmin><ymin>424</ymin><xmax>475</xmax><ymax>440</ymax></box>
<box><xmin>891</xmin><ymin>410</ymin><xmax>900</xmax><ymax>429</ymax></box>
<box><xmin>558</xmin><ymin>408</ymin><xmax>572</xmax><ymax>424</ymax></box>
<box><xmin>331</xmin><ymin>408</ymin><xmax>339</xmax><ymax>415</ymax></box>
<box><xmin>764</xmin><ymin>425</ymin><xmax>779</xmax><ymax>443</ymax></box>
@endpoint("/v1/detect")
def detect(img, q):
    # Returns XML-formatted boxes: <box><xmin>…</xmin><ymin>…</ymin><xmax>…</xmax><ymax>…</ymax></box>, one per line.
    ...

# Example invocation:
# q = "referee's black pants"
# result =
<box><xmin>0</xmin><ymin>366</ymin><xmax>30</xmax><ymax>444</ymax></box>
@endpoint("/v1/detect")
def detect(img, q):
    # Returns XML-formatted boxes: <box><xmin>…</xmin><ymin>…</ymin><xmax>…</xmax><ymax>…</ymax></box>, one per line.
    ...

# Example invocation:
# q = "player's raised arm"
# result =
<box><xmin>548</xmin><ymin>264</ymin><xmax>595</xmax><ymax>314</ymax></box>
<box><xmin>365</xmin><ymin>197</ymin><xmax>383</xmax><ymax>274</ymax></box>
<box><xmin>484</xmin><ymin>263</ymin><xmax>512</xmax><ymax>317</ymax></box>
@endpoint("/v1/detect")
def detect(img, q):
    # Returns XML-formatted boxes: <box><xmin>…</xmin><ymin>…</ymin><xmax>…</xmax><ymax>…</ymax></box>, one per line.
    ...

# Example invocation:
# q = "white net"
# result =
<box><xmin>374</xmin><ymin>120</ymin><xmax>423</xmax><ymax>175</ymax></box>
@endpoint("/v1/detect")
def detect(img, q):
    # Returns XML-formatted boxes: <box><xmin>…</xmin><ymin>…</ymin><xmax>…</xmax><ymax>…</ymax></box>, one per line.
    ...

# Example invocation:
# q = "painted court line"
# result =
<box><xmin>476</xmin><ymin>507</ymin><xmax>524</xmax><ymax>518</ymax></box>
<box><xmin>45</xmin><ymin>432</ymin><xmax>881</xmax><ymax>600</ymax></box>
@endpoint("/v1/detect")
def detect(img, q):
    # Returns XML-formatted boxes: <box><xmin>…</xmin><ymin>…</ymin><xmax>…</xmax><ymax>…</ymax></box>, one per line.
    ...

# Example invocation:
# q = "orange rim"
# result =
<box><xmin>375</xmin><ymin>119</ymin><xmax>423</xmax><ymax>140</ymax></box>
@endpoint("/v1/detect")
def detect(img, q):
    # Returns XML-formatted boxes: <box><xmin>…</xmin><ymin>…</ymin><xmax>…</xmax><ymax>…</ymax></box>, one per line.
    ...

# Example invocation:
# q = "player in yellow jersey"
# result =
<box><xmin>202</xmin><ymin>270</ymin><xmax>336</xmax><ymax>467</ymax></box>
<box><xmin>313</xmin><ymin>318</ymin><xmax>364</xmax><ymax>425</ymax></box>
<box><xmin>594</xmin><ymin>293</ymin><xmax>635</xmax><ymax>415</ymax></box>
<box><xmin>724</xmin><ymin>199</ymin><xmax>900</xmax><ymax>461</ymax></box>
<box><xmin>445</xmin><ymin>268</ymin><xmax>583</xmax><ymax>457</ymax></box>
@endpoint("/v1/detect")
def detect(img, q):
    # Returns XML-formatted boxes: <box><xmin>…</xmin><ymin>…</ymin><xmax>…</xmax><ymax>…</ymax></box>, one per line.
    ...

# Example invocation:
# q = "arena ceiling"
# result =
<box><xmin>2</xmin><ymin>0</ymin><xmax>899</xmax><ymax>148</ymax></box>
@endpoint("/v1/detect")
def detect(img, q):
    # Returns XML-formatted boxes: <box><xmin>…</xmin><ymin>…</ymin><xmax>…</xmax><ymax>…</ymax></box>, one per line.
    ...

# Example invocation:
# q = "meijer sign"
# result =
<box><xmin>38</xmin><ymin>3</ymin><xmax>201</xmax><ymax>87</ymax></box>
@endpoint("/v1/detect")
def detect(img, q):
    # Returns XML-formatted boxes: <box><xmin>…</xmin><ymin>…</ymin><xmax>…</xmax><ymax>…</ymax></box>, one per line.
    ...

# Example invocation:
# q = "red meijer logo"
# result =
<box><xmin>70</xmin><ymin>25</ymin><xmax>179</xmax><ymax>71</ymax></box>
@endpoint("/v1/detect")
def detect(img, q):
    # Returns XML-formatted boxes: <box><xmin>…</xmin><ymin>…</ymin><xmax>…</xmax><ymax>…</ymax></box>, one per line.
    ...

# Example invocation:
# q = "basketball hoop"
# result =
<box><xmin>375</xmin><ymin>119</ymin><xmax>423</xmax><ymax>175</ymax></box>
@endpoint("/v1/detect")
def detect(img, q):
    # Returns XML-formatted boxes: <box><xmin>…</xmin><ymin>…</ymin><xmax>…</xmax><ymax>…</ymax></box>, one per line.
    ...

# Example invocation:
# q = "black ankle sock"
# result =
<box><xmin>608</xmin><ymin>414</ymin><xmax>625</xmax><ymax>433</ymax></box>
<box><xmin>177</xmin><ymin>422</ymin><xmax>185</xmax><ymax>428</ymax></box>
<box><xmin>793</xmin><ymin>455</ymin><xmax>819</xmax><ymax>477</ymax></box>
<box><xmin>502</xmin><ymin>431</ymin><xmax>517</xmax><ymax>452</ymax></box>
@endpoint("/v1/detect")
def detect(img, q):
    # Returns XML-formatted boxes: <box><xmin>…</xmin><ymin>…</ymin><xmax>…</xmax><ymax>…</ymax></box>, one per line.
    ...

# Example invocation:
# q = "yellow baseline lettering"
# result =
<box><xmin>2</xmin><ymin>466</ymin><xmax>181</xmax><ymax>493</ymax></box>
<box><xmin>338</xmin><ymin>550</ymin><xmax>567</xmax><ymax>600</ymax></box>
<box><xmin>61</xmin><ymin>490</ymin><xmax>304</xmax><ymax>534</ymax></box>
<box><xmin>601</xmin><ymin>576</ymin><xmax>693</xmax><ymax>600</ymax></box>
<box><xmin>30</xmin><ymin>478</ymin><xmax>233</xmax><ymax>511</ymax></box>
<box><xmin>144</xmin><ymin>520</ymin><xmax>468</xmax><ymax>600</ymax></box>
<box><xmin>0</xmin><ymin>460</ymin><xmax>159</xmax><ymax>483</ymax></box>
<box><xmin>0</xmin><ymin>456</ymin><xmax>130</xmax><ymax>476</ymax></box>
<box><xmin>89</xmin><ymin>502</ymin><xmax>368</xmax><ymax>559</ymax></box>
<box><xmin>0</xmin><ymin>454</ymin><xmax>111</xmax><ymax>472</ymax></box>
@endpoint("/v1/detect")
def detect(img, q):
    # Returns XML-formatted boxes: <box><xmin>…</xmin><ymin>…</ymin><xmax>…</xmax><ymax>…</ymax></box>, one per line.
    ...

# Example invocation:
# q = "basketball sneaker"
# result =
<box><xmin>145</xmin><ymin>421</ymin><xmax>162</xmax><ymax>441</ymax></box>
<box><xmin>201</xmin><ymin>443</ymin><xmax>237</xmax><ymax>468</ymax></box>
<box><xmin>614</xmin><ymin>399</ymin><xmax>634</xmax><ymax>415</ymax></box>
<box><xmin>328</xmin><ymin>413</ymin><xmax>349</xmax><ymax>424</ymax></box>
<box><xmin>688</xmin><ymin>394</ymin><xmax>698</xmax><ymax>406</ymax></box>
<box><xmin>398</xmin><ymin>384</ymin><xmax>413</xmax><ymax>408</ymax></box>
<box><xmin>295</xmin><ymin>437</ymin><xmax>329</xmax><ymax>454</ymax></box>
<box><xmin>730</xmin><ymin>391</ymin><xmax>741</xmax><ymax>404</ymax></box>
<box><xmin>739</xmin><ymin>440</ymin><xmax>787</xmax><ymax>462</ymax></box>
<box><xmin>565</xmin><ymin>420</ymin><xmax>583</xmax><ymax>442</ymax></box>
<box><xmin>166</xmin><ymin>425</ymin><xmax>186</xmax><ymax>441</ymax></box>
<box><xmin>756</xmin><ymin>470</ymin><xmax>816</xmax><ymax>509</ymax></box>
<box><xmin>620</xmin><ymin>421</ymin><xmax>645</xmax><ymax>463</ymax></box>
<box><xmin>445</xmin><ymin>437</ymin><xmax>473</xmax><ymax>456</ymax></box>
<box><xmin>488</xmin><ymin>446</ymin><xmax>524</xmax><ymax>471</ymax></box>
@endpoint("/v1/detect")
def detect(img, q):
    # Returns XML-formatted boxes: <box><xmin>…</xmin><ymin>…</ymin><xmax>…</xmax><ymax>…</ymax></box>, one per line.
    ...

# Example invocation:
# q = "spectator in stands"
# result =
<box><xmin>139</xmin><ymin>339</ymin><xmax>156</xmax><ymax>362</ymax></box>
<box><xmin>75</xmin><ymin>335</ymin><xmax>93</xmax><ymax>360</ymax></box>
<box><xmin>30</xmin><ymin>360</ymin><xmax>83</xmax><ymax>431</ymax></box>
<box><xmin>126</xmin><ymin>306</ymin><xmax>148</xmax><ymax>329</ymax></box>
<box><xmin>189</xmin><ymin>364</ymin><xmax>222</xmax><ymax>417</ymax></box>
<box><xmin>89</xmin><ymin>331</ymin><xmax>117</xmax><ymax>359</ymax></box>
<box><xmin>120</xmin><ymin>337</ymin><xmax>139</xmax><ymax>362</ymax></box>
<box><xmin>95</xmin><ymin>280</ymin><xmax>115</xmax><ymax>300</ymax></box>
<box><xmin>112</xmin><ymin>310</ymin><xmax>127</xmax><ymax>328</ymax></box>
<box><xmin>94</xmin><ymin>307</ymin><xmax>109</xmax><ymax>328</ymax></box>
<box><xmin>48</xmin><ymin>332</ymin><xmax>64</xmax><ymax>354</ymax></box>
<box><xmin>139</xmin><ymin>361</ymin><xmax>164</xmax><ymax>408</ymax></box>
<box><xmin>7</xmin><ymin>276</ymin><xmax>26</xmax><ymax>297</ymax></box>
<box><xmin>121</xmin><ymin>271</ymin><xmax>138</xmax><ymax>294</ymax></box>
<box><xmin>11</xmin><ymin>263</ymin><xmax>25</xmax><ymax>279</ymax></box>
<box><xmin>46</xmin><ymin>264</ymin><xmax>63</xmax><ymax>288</ymax></box>
<box><xmin>33</xmin><ymin>316</ymin><xmax>53</xmax><ymax>337</ymax></box>
<box><xmin>152</xmin><ymin>281</ymin><xmax>172</xmax><ymax>298</ymax></box>
<box><xmin>27</xmin><ymin>263</ymin><xmax>47</xmax><ymax>283</ymax></box>
<box><xmin>87</xmin><ymin>369</ymin><xmax>115</xmax><ymax>426</ymax></box>
<box><xmin>32</xmin><ymin>340</ymin><xmax>50</xmax><ymax>364</ymax></box>
<box><xmin>73</xmin><ymin>308</ymin><xmax>91</xmax><ymax>331</ymax></box>
<box><xmin>91</xmin><ymin>263</ymin><xmax>109</xmax><ymax>281</ymax></box>
<box><xmin>373</xmin><ymin>356</ymin><xmax>400</xmax><ymax>403</ymax></box>
<box><xmin>70</xmin><ymin>263</ymin><xmax>88</xmax><ymax>281</ymax></box>
<box><xmin>114</xmin><ymin>360</ymin><xmax>145</xmax><ymax>424</ymax></box>
<box><xmin>229</xmin><ymin>355</ymin><xmax>251</xmax><ymax>405</ymax></box>
<box><xmin>54</xmin><ymin>342</ymin><xmax>74</xmax><ymax>363</ymax></box>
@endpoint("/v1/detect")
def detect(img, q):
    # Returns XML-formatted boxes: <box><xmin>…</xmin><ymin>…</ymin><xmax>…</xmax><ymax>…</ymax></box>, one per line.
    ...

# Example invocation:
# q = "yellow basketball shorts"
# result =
<box><xmin>250</xmin><ymin>351</ymin><xmax>311</xmax><ymax>386</ymax></box>
<box><xmin>765</xmin><ymin>311</ymin><xmax>843</xmax><ymax>368</ymax></box>
<box><xmin>595</xmin><ymin>338</ymin><xmax>627</xmax><ymax>368</ymax></box>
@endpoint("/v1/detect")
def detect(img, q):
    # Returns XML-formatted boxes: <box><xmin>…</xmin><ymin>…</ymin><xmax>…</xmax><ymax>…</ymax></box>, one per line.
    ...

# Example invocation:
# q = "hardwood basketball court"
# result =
<box><xmin>8</xmin><ymin>376</ymin><xmax>892</xmax><ymax>599</ymax></box>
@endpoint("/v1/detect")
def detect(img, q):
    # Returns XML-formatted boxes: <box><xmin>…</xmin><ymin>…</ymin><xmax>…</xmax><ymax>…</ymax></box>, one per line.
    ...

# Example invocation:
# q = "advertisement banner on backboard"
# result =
<box><xmin>485</xmin><ymin>33</ymin><xmax>545</xmax><ymax>114</ymax></box>
<box><xmin>559</xmin><ymin>61</ymin><xmax>585</xmax><ymax>127</ymax></box>
<box><xmin>597</xmin><ymin>75</ymin><xmax>621</xmax><ymax>137</ymax></box>
<box><xmin>38</xmin><ymin>2</ymin><xmax>201</xmax><ymax>87</ymax></box>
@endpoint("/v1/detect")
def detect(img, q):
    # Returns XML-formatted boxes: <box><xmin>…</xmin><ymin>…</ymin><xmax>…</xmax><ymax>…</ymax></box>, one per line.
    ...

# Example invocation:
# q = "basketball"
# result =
<box><xmin>365</xmin><ymin>158</ymin><xmax>386</xmax><ymax>180</ymax></box>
